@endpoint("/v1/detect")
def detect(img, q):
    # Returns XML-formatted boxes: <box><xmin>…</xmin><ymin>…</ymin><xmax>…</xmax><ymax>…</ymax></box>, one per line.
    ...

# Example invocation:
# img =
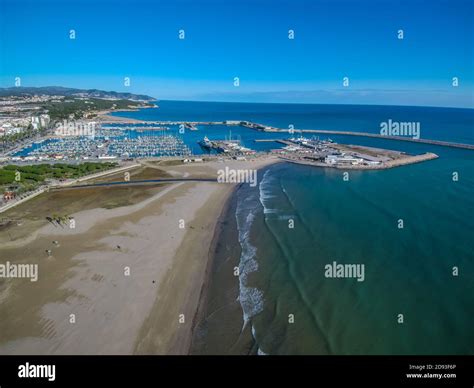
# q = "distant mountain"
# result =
<box><xmin>0</xmin><ymin>86</ymin><xmax>156</xmax><ymax>102</ymax></box>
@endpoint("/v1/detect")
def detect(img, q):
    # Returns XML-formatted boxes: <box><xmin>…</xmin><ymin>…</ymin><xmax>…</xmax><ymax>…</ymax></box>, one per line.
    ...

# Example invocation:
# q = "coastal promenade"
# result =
<box><xmin>0</xmin><ymin>186</ymin><xmax>47</xmax><ymax>215</ymax></box>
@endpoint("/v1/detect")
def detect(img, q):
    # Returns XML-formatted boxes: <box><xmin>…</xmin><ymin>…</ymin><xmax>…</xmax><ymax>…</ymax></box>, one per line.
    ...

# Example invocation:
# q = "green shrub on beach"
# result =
<box><xmin>0</xmin><ymin>162</ymin><xmax>117</xmax><ymax>191</ymax></box>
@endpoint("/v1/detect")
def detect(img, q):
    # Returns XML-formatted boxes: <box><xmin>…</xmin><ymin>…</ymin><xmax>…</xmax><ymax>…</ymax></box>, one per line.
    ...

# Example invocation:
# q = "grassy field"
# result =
<box><xmin>0</xmin><ymin>166</ymin><xmax>173</xmax><ymax>241</ymax></box>
<box><xmin>0</xmin><ymin>183</ymin><xmax>168</xmax><ymax>241</ymax></box>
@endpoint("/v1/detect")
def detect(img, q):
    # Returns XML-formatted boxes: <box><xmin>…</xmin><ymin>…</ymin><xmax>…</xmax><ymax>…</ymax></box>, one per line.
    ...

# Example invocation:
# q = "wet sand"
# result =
<box><xmin>190</xmin><ymin>184</ymin><xmax>256</xmax><ymax>354</ymax></box>
<box><xmin>188</xmin><ymin>158</ymin><xmax>282</xmax><ymax>354</ymax></box>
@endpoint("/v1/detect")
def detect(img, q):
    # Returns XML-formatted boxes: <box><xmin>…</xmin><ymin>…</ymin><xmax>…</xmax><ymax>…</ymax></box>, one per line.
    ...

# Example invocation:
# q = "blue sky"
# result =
<box><xmin>0</xmin><ymin>0</ymin><xmax>472</xmax><ymax>107</ymax></box>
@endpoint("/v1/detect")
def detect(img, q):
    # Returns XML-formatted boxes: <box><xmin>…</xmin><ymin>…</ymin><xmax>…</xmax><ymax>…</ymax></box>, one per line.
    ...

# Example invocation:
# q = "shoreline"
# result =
<box><xmin>189</xmin><ymin>165</ymin><xmax>280</xmax><ymax>354</ymax></box>
<box><xmin>187</xmin><ymin>183</ymin><xmax>239</xmax><ymax>354</ymax></box>
<box><xmin>189</xmin><ymin>183</ymin><xmax>253</xmax><ymax>354</ymax></box>
<box><xmin>132</xmin><ymin>181</ymin><xmax>235</xmax><ymax>354</ymax></box>
<box><xmin>154</xmin><ymin>157</ymin><xmax>280</xmax><ymax>354</ymax></box>
<box><xmin>96</xmin><ymin>104</ymin><xmax>158</xmax><ymax>124</ymax></box>
<box><xmin>96</xmin><ymin>112</ymin><xmax>146</xmax><ymax>124</ymax></box>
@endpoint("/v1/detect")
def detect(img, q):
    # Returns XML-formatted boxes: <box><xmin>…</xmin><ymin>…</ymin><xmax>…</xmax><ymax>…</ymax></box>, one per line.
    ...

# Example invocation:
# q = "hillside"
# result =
<box><xmin>0</xmin><ymin>86</ymin><xmax>155</xmax><ymax>102</ymax></box>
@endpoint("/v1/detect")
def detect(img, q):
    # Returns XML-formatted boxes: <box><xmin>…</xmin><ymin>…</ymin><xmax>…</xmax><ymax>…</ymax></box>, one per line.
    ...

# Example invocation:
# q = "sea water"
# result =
<box><xmin>119</xmin><ymin>101</ymin><xmax>474</xmax><ymax>354</ymax></box>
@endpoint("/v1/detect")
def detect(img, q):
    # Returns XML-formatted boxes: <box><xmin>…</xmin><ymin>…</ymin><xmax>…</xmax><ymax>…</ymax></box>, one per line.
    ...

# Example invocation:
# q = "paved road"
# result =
<box><xmin>52</xmin><ymin>177</ymin><xmax>218</xmax><ymax>190</ymax></box>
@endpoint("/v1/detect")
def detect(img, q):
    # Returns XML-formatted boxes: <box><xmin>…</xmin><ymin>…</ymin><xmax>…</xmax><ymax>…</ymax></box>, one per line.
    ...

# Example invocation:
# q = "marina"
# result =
<box><xmin>99</xmin><ymin>119</ymin><xmax>474</xmax><ymax>150</ymax></box>
<box><xmin>6</xmin><ymin>124</ymin><xmax>441</xmax><ymax>171</ymax></box>
<box><xmin>267</xmin><ymin>135</ymin><xmax>438</xmax><ymax>169</ymax></box>
<box><xmin>198</xmin><ymin>136</ymin><xmax>255</xmax><ymax>155</ymax></box>
<box><xmin>9</xmin><ymin>127</ymin><xmax>192</xmax><ymax>161</ymax></box>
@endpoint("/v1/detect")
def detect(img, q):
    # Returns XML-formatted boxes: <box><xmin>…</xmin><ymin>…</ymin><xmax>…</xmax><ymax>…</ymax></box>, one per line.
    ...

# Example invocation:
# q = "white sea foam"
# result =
<box><xmin>259</xmin><ymin>169</ymin><xmax>278</xmax><ymax>215</ymax></box>
<box><xmin>251</xmin><ymin>326</ymin><xmax>269</xmax><ymax>355</ymax></box>
<box><xmin>236</xmin><ymin>188</ymin><xmax>265</xmax><ymax>326</ymax></box>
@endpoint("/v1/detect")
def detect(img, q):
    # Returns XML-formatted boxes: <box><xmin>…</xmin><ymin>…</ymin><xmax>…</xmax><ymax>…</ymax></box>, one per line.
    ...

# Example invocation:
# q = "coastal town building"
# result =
<box><xmin>31</xmin><ymin>114</ymin><xmax>50</xmax><ymax>130</ymax></box>
<box><xmin>325</xmin><ymin>154</ymin><xmax>364</xmax><ymax>165</ymax></box>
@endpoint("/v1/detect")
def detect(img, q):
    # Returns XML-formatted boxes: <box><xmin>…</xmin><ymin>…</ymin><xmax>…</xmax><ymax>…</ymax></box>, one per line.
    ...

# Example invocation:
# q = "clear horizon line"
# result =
<box><xmin>1</xmin><ymin>85</ymin><xmax>472</xmax><ymax>110</ymax></box>
<box><xmin>155</xmin><ymin>98</ymin><xmax>474</xmax><ymax>110</ymax></box>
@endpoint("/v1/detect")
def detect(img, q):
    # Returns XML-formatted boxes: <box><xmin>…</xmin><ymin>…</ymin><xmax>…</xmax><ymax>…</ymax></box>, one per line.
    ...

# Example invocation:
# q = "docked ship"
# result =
<box><xmin>198</xmin><ymin>136</ymin><xmax>213</xmax><ymax>149</ymax></box>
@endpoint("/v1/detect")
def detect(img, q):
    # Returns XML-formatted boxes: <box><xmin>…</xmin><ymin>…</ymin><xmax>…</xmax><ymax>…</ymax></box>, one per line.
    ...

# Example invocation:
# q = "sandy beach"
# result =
<box><xmin>96</xmin><ymin>112</ymin><xmax>145</xmax><ymax>124</ymax></box>
<box><xmin>0</xmin><ymin>158</ymin><xmax>278</xmax><ymax>355</ymax></box>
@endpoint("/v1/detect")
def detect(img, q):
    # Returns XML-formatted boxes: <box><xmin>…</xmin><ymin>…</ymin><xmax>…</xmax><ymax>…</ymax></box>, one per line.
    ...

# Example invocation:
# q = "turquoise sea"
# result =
<box><xmin>118</xmin><ymin>101</ymin><xmax>474</xmax><ymax>354</ymax></box>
